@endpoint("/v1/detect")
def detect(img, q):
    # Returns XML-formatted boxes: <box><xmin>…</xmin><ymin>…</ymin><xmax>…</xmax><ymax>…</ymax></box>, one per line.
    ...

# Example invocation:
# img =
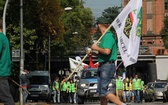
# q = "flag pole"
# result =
<box><xmin>116</xmin><ymin>61</ymin><xmax>123</xmax><ymax>70</ymax></box>
<box><xmin>64</xmin><ymin>21</ymin><xmax>114</xmax><ymax>82</ymax></box>
<box><xmin>9</xmin><ymin>78</ymin><xmax>30</xmax><ymax>94</ymax></box>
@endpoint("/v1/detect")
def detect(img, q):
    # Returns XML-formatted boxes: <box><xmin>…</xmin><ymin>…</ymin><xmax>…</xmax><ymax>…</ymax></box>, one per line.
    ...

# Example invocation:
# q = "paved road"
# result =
<box><xmin>3</xmin><ymin>101</ymin><xmax>166</xmax><ymax>105</ymax></box>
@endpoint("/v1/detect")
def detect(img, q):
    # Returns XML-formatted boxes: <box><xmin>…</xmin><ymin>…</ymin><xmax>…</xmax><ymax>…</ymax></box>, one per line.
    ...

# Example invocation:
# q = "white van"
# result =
<box><xmin>27</xmin><ymin>71</ymin><xmax>51</xmax><ymax>102</ymax></box>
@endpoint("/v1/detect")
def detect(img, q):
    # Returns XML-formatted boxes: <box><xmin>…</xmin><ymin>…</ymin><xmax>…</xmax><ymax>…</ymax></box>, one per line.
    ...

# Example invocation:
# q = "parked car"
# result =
<box><xmin>27</xmin><ymin>71</ymin><xmax>51</xmax><ymax>102</ymax></box>
<box><xmin>143</xmin><ymin>85</ymin><xmax>154</xmax><ymax>102</ymax></box>
<box><xmin>146</xmin><ymin>81</ymin><xmax>168</xmax><ymax>101</ymax></box>
<box><xmin>163</xmin><ymin>84</ymin><xmax>168</xmax><ymax>102</ymax></box>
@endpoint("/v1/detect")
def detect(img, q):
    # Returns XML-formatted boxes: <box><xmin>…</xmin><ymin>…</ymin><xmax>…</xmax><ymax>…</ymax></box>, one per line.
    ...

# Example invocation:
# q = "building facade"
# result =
<box><xmin>123</xmin><ymin>0</ymin><xmax>168</xmax><ymax>55</ymax></box>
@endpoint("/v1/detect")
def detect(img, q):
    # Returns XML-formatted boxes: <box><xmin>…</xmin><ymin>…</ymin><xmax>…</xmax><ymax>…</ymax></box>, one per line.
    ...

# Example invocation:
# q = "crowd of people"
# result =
<box><xmin>52</xmin><ymin>76</ymin><xmax>78</xmax><ymax>104</ymax></box>
<box><xmin>115</xmin><ymin>74</ymin><xmax>145</xmax><ymax>103</ymax></box>
<box><xmin>51</xmin><ymin>74</ymin><xmax>146</xmax><ymax>104</ymax></box>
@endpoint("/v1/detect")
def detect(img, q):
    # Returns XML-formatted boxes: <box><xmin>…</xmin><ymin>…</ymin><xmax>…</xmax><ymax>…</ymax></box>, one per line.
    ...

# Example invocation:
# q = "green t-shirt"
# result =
<box><xmin>98</xmin><ymin>30</ymin><xmax>117</xmax><ymax>62</ymax></box>
<box><xmin>0</xmin><ymin>33</ymin><xmax>11</xmax><ymax>76</ymax></box>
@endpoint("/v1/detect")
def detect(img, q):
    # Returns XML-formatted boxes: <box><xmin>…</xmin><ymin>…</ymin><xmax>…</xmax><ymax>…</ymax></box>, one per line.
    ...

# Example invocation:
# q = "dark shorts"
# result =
<box><xmin>97</xmin><ymin>63</ymin><xmax>116</xmax><ymax>97</ymax></box>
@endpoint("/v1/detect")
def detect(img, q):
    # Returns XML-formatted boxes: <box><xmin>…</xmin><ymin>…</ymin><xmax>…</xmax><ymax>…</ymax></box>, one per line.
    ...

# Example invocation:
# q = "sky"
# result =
<box><xmin>84</xmin><ymin>0</ymin><xmax>122</xmax><ymax>18</ymax></box>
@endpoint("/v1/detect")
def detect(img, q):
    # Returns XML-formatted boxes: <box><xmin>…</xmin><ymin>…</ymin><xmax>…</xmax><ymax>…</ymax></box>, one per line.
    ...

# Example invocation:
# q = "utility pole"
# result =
<box><xmin>20</xmin><ymin>0</ymin><xmax>24</xmax><ymax>105</ymax></box>
<box><xmin>48</xmin><ymin>34</ymin><xmax>51</xmax><ymax>84</ymax></box>
<box><xmin>2</xmin><ymin>0</ymin><xmax>9</xmax><ymax>35</ymax></box>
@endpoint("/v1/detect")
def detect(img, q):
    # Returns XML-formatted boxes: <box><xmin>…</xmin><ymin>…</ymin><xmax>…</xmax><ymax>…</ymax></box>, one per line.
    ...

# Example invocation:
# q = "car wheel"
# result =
<box><xmin>78</xmin><ymin>96</ymin><xmax>84</xmax><ymax>104</ymax></box>
<box><xmin>46</xmin><ymin>94</ymin><xmax>51</xmax><ymax>102</ymax></box>
<box><xmin>163</xmin><ymin>93</ymin><xmax>166</xmax><ymax>103</ymax></box>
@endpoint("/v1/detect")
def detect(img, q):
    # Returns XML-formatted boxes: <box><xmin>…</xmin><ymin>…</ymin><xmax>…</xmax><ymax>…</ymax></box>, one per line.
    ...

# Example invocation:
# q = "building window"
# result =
<box><xmin>165</xmin><ymin>0</ymin><xmax>168</xmax><ymax>10</ymax></box>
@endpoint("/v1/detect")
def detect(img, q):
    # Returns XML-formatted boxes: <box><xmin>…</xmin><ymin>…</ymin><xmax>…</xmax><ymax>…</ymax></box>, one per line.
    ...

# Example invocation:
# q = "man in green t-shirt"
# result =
<box><xmin>90</xmin><ymin>17</ymin><xmax>126</xmax><ymax>105</ymax></box>
<box><xmin>0</xmin><ymin>19</ymin><xmax>15</xmax><ymax>105</ymax></box>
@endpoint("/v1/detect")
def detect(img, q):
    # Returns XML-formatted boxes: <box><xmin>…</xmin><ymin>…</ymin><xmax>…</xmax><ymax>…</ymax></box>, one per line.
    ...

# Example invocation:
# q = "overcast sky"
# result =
<box><xmin>84</xmin><ymin>0</ymin><xmax>122</xmax><ymax>18</ymax></box>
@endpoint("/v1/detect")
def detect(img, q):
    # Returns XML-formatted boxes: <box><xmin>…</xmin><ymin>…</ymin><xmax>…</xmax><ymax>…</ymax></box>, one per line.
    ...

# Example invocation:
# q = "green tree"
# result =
<box><xmin>0</xmin><ymin>0</ymin><xmax>65</xmax><ymax>70</ymax></box>
<box><xmin>93</xmin><ymin>6</ymin><xmax>121</xmax><ymax>40</ymax></box>
<box><xmin>102</xmin><ymin>6</ymin><xmax>121</xmax><ymax>23</ymax></box>
<box><xmin>53</xmin><ymin>0</ymin><xmax>93</xmax><ymax>56</ymax></box>
<box><xmin>0</xmin><ymin>0</ymin><xmax>93</xmax><ymax>70</ymax></box>
<box><xmin>7</xmin><ymin>0</ymin><xmax>64</xmax><ymax>50</ymax></box>
<box><xmin>161</xmin><ymin>16</ymin><xmax>168</xmax><ymax>49</ymax></box>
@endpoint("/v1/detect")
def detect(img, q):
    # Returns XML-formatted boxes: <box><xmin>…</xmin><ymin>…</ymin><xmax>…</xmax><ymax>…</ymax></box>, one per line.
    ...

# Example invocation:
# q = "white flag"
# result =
<box><xmin>69</xmin><ymin>58</ymin><xmax>88</xmax><ymax>71</ymax></box>
<box><xmin>112</xmin><ymin>0</ymin><xmax>142</xmax><ymax>67</ymax></box>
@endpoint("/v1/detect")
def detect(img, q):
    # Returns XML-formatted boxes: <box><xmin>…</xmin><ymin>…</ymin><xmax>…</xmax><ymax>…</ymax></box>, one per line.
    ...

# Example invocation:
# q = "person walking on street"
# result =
<box><xmin>73</xmin><ymin>79</ymin><xmax>78</xmax><ymax>104</ymax></box>
<box><xmin>52</xmin><ymin>76</ymin><xmax>60</xmax><ymax>104</ymax></box>
<box><xmin>69</xmin><ymin>79</ymin><xmax>76</xmax><ymax>104</ymax></box>
<box><xmin>116</xmin><ymin>75</ymin><xmax>123</xmax><ymax>100</ymax></box>
<box><xmin>132</xmin><ymin>74</ymin><xmax>141</xmax><ymax>103</ymax></box>
<box><xmin>89</xmin><ymin>16</ymin><xmax>127</xmax><ymax>105</ymax></box>
<box><xmin>0</xmin><ymin>19</ymin><xmax>15</xmax><ymax>105</ymax></box>
<box><xmin>61</xmin><ymin>78</ymin><xmax>69</xmax><ymax>103</ymax></box>
<box><xmin>122</xmin><ymin>79</ymin><xmax>129</xmax><ymax>102</ymax></box>
<box><xmin>129</xmin><ymin>78</ymin><xmax>134</xmax><ymax>102</ymax></box>
<box><xmin>20</xmin><ymin>69</ymin><xmax>31</xmax><ymax>105</ymax></box>
<box><xmin>140</xmin><ymin>77</ymin><xmax>144</xmax><ymax>102</ymax></box>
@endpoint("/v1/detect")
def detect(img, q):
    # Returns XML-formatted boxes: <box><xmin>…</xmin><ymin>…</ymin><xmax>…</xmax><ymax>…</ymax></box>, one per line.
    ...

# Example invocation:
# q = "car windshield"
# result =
<box><xmin>147</xmin><ymin>83</ymin><xmax>152</xmax><ymax>88</ymax></box>
<box><xmin>29</xmin><ymin>76</ymin><xmax>49</xmax><ymax>84</ymax></box>
<box><xmin>154</xmin><ymin>83</ymin><xmax>167</xmax><ymax>88</ymax></box>
<box><xmin>81</xmin><ymin>70</ymin><xmax>97</xmax><ymax>79</ymax></box>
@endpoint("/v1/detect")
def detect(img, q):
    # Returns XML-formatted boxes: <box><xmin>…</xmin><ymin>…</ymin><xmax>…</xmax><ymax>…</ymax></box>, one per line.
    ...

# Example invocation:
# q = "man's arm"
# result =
<box><xmin>91</xmin><ymin>43</ymin><xmax>111</xmax><ymax>55</ymax></box>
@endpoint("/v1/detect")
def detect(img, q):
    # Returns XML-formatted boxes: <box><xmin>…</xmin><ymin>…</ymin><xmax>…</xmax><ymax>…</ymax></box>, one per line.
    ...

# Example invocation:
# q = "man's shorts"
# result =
<box><xmin>97</xmin><ymin>63</ymin><xmax>116</xmax><ymax>97</ymax></box>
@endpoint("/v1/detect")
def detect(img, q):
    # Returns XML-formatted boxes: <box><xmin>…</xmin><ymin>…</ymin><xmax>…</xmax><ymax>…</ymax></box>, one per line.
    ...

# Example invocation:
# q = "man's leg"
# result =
<box><xmin>134</xmin><ymin>90</ymin><xmax>137</xmax><ymax>103</ymax></box>
<box><xmin>57</xmin><ymin>91</ymin><xmax>60</xmax><ymax>103</ymax></box>
<box><xmin>100</xmin><ymin>97</ymin><xmax>108</xmax><ymax>105</ymax></box>
<box><xmin>53</xmin><ymin>91</ymin><xmax>56</xmax><ymax>103</ymax></box>
<box><xmin>131</xmin><ymin>91</ymin><xmax>134</xmax><ymax>102</ymax></box>
<box><xmin>0</xmin><ymin>77</ymin><xmax>15</xmax><ymax>105</ymax></box>
<box><xmin>105</xmin><ymin>93</ymin><xmax>124</xmax><ymax>105</ymax></box>
<box><xmin>116</xmin><ymin>89</ymin><xmax>119</xmax><ymax>98</ymax></box>
<box><xmin>137</xmin><ymin>90</ymin><xmax>140</xmax><ymax>103</ymax></box>
<box><xmin>22</xmin><ymin>89</ymin><xmax>28</xmax><ymax>104</ymax></box>
<box><xmin>73</xmin><ymin>92</ymin><xmax>77</xmax><ymax>103</ymax></box>
<box><xmin>122</xmin><ymin>91</ymin><xmax>126</xmax><ymax>102</ymax></box>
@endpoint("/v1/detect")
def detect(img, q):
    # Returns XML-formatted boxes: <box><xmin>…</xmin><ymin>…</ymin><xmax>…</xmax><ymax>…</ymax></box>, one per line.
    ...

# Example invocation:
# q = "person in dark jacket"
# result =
<box><xmin>20</xmin><ymin>70</ymin><xmax>31</xmax><ymax>105</ymax></box>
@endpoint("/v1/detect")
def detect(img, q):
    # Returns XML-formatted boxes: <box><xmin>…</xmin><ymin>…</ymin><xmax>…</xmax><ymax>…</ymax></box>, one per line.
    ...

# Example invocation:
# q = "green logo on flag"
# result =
<box><xmin>136</xmin><ymin>7</ymin><xmax>142</xmax><ymax>37</ymax></box>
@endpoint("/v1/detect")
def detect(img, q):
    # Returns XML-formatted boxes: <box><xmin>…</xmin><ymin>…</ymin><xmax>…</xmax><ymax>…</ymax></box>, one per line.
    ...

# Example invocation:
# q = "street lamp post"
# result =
<box><xmin>48</xmin><ymin>34</ymin><xmax>51</xmax><ymax>84</ymax></box>
<box><xmin>2</xmin><ymin>0</ymin><xmax>9</xmax><ymax>35</ymax></box>
<box><xmin>60</xmin><ymin>7</ymin><xmax>72</xmax><ymax>79</ymax></box>
<box><xmin>20</xmin><ymin>0</ymin><xmax>24</xmax><ymax>105</ymax></box>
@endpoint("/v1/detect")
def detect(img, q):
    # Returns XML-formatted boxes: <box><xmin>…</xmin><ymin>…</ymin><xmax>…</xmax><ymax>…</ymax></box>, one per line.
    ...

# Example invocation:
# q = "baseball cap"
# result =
<box><xmin>96</xmin><ymin>17</ymin><xmax>108</xmax><ymax>24</ymax></box>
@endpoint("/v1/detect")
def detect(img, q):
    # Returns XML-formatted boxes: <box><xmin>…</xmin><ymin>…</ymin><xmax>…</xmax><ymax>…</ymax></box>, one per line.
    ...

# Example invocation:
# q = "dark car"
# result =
<box><xmin>163</xmin><ymin>84</ymin><xmax>168</xmax><ymax>102</ymax></box>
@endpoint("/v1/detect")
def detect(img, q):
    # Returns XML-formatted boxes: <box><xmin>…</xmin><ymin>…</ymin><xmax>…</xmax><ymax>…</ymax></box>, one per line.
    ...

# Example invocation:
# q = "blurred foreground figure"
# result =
<box><xmin>0</xmin><ymin>19</ymin><xmax>15</xmax><ymax>105</ymax></box>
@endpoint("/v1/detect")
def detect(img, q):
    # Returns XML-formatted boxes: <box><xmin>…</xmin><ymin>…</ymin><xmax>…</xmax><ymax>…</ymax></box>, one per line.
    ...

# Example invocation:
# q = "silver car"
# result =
<box><xmin>147</xmin><ymin>81</ymin><xmax>168</xmax><ymax>101</ymax></box>
<box><xmin>77</xmin><ymin>68</ymin><xmax>98</xmax><ymax>104</ymax></box>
